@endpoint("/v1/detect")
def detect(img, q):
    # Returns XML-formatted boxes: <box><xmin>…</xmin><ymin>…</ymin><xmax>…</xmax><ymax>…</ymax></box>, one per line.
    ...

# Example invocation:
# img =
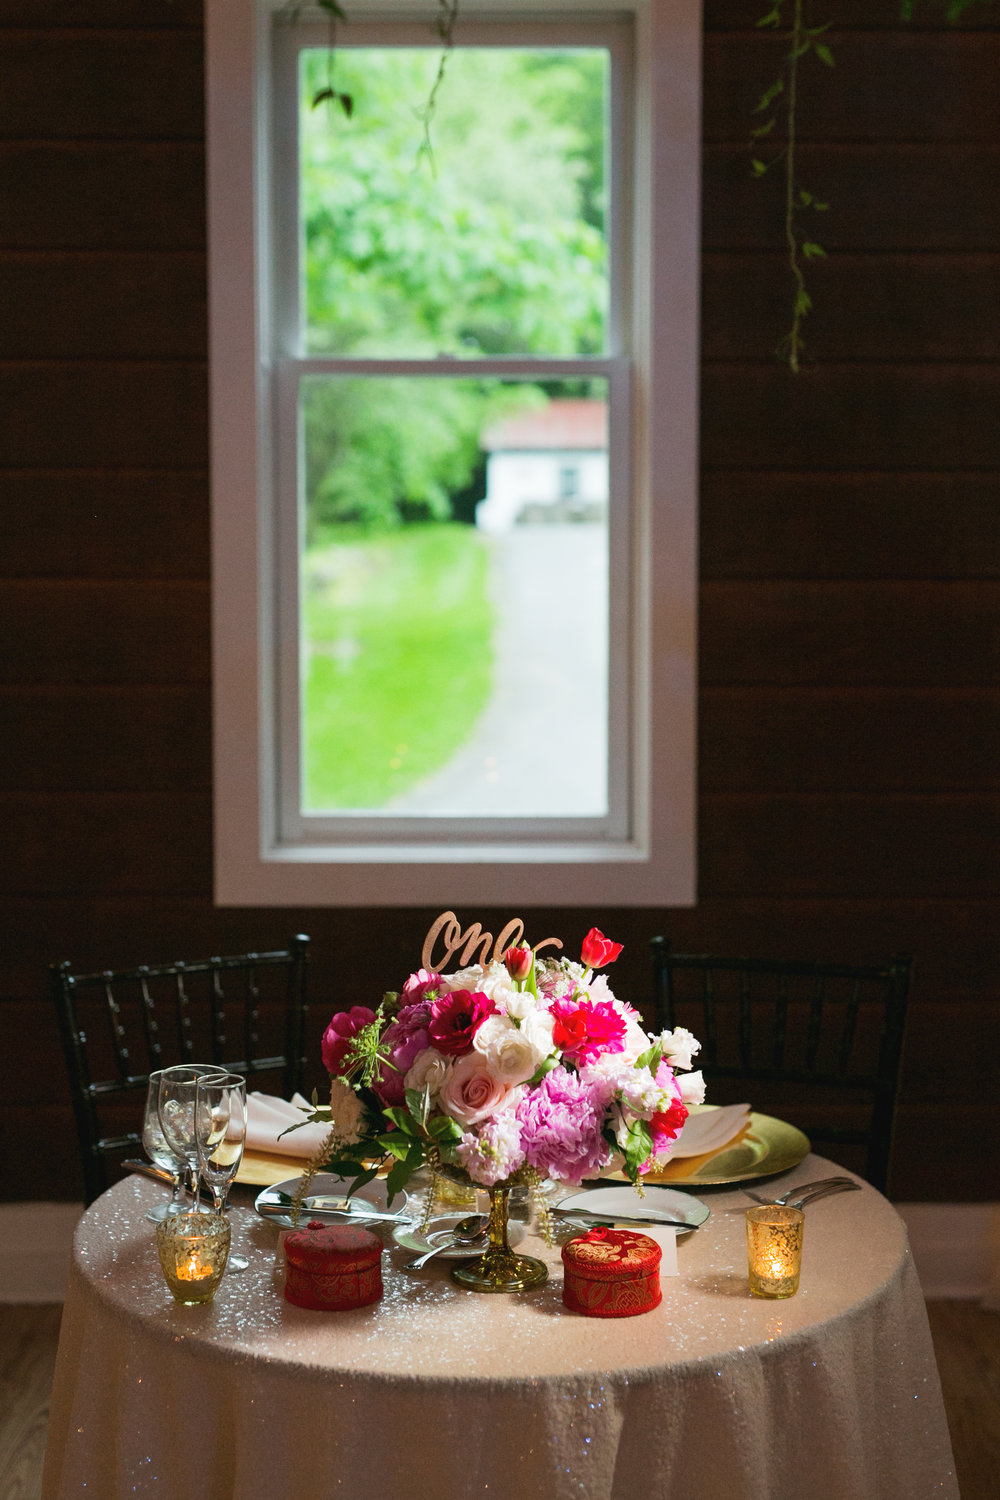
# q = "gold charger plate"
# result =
<box><xmin>606</xmin><ymin>1109</ymin><xmax>810</xmax><ymax>1188</ymax></box>
<box><xmin>236</xmin><ymin>1151</ymin><xmax>312</xmax><ymax>1187</ymax></box>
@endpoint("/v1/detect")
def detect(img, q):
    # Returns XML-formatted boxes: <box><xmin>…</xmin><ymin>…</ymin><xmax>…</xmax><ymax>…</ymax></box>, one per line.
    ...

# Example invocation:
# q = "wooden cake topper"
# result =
<box><xmin>421</xmin><ymin>911</ymin><xmax>562</xmax><ymax>973</ymax></box>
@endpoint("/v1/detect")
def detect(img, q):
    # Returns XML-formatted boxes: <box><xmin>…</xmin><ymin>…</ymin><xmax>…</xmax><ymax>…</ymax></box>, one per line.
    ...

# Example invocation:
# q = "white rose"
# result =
<box><xmin>677</xmin><ymin>1069</ymin><xmax>706</xmax><ymax>1105</ymax></box>
<box><xmin>439</xmin><ymin>963</ymin><xmax>490</xmax><ymax>994</ymax></box>
<box><xmin>473</xmin><ymin>1013</ymin><xmax>548</xmax><ymax>1085</ymax></box>
<box><xmin>501</xmin><ymin>987</ymin><xmax>537</xmax><ymax>1021</ymax></box>
<box><xmin>620</xmin><ymin>1015</ymin><xmax>653</xmax><ymax>1064</ymax></box>
<box><xmin>404</xmin><ymin>1047</ymin><xmax>451</xmax><ymax>1097</ymax></box>
<box><xmin>660</xmin><ymin>1026</ymin><xmax>701</xmax><ymax>1072</ymax></box>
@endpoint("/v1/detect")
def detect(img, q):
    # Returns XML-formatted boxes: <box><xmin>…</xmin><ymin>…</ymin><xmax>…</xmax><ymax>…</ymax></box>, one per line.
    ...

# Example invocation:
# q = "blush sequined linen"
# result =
<box><xmin>561</xmin><ymin>1227</ymin><xmax>662</xmax><ymax>1317</ymax></box>
<box><xmin>283</xmin><ymin>1221</ymin><xmax>383</xmax><ymax>1310</ymax></box>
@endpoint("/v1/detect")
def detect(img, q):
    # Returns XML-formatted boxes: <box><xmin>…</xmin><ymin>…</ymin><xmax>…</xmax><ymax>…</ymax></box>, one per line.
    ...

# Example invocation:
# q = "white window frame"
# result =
<box><xmin>207</xmin><ymin>0</ymin><xmax>700</xmax><ymax>907</ymax></box>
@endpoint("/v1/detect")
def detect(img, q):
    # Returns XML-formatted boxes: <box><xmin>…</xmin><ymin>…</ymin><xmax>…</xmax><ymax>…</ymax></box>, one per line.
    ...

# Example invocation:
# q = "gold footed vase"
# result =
<box><xmin>450</xmin><ymin>1181</ymin><xmax>548</xmax><ymax>1293</ymax></box>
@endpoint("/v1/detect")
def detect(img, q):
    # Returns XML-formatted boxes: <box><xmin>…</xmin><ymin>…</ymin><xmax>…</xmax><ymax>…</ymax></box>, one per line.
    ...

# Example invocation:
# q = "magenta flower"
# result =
<box><xmin>428</xmin><ymin>989</ymin><xmax>496</xmax><ymax>1057</ymax></box>
<box><xmin>515</xmin><ymin>1066</ymin><xmax>612</xmax><ymax>1183</ymax></box>
<box><xmin>321</xmin><ymin>1005</ymin><xmax>378</xmax><ymax>1078</ymax></box>
<box><xmin>401</xmin><ymin>968</ymin><xmax>442</xmax><ymax>1006</ymax></box>
<box><xmin>550</xmin><ymin>997</ymin><xmax>627</xmax><ymax>1066</ymax></box>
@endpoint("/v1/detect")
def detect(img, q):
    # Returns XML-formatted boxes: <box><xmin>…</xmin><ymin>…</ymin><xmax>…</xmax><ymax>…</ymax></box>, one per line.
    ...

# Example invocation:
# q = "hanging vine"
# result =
<box><xmin>753</xmin><ymin>0</ymin><xmax>994</xmax><ymax>369</ymax></box>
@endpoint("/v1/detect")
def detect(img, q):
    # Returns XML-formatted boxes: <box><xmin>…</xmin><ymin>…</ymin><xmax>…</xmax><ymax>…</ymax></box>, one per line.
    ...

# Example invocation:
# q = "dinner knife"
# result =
<box><xmin>255</xmin><ymin>1201</ymin><xmax>411</xmax><ymax>1224</ymax></box>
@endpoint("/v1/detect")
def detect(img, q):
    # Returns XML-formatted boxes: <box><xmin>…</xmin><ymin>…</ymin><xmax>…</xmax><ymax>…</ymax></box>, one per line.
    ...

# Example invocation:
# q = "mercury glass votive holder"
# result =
<box><xmin>156</xmin><ymin>1210</ymin><xmax>230</xmax><ymax>1305</ymax></box>
<box><xmin>746</xmin><ymin>1204</ymin><xmax>804</xmax><ymax>1298</ymax></box>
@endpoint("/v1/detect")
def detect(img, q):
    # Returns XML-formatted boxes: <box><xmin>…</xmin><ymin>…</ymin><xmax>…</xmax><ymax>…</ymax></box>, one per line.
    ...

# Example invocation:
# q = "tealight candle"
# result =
<box><xmin>746</xmin><ymin>1205</ymin><xmax>804</xmax><ymax>1298</ymax></box>
<box><xmin>156</xmin><ymin>1211</ymin><xmax>230</xmax><ymax>1305</ymax></box>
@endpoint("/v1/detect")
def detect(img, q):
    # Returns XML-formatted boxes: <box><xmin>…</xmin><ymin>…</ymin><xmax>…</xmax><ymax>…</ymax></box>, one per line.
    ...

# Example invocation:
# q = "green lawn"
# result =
<box><xmin>303</xmin><ymin>522</ymin><xmax>494</xmax><ymax>809</ymax></box>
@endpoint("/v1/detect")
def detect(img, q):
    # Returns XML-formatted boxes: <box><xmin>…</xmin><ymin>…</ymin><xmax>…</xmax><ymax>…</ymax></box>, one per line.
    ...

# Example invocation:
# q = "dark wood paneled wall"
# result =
<box><xmin>2</xmin><ymin>1</ymin><xmax>997</xmax><ymax>1202</ymax></box>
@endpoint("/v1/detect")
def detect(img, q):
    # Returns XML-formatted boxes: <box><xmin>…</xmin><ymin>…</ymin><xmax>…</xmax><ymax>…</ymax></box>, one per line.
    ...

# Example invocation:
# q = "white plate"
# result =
<box><xmin>254</xmin><ymin>1172</ymin><xmax>409</xmax><ymax>1229</ymax></box>
<box><xmin>393</xmin><ymin>1213</ymin><xmax>525</xmax><ymax>1260</ymax></box>
<box><xmin>553</xmin><ymin>1184</ymin><xmax>710</xmax><ymax>1231</ymax></box>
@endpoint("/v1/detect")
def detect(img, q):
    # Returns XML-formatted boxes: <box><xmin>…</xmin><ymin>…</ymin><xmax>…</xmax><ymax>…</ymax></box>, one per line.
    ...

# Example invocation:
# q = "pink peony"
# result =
<box><xmin>456</xmin><ymin>1111</ymin><xmax>526</xmax><ymax>1186</ymax></box>
<box><xmin>373</xmin><ymin>1002</ymin><xmax>431</xmax><ymax>1106</ymax></box>
<box><xmin>550</xmin><ymin>997</ymin><xmax>627</xmax><ymax>1066</ymax></box>
<box><xmin>428</xmin><ymin>989</ymin><xmax>496</xmax><ymax>1057</ymax></box>
<box><xmin>438</xmin><ymin>1052</ymin><xmax>511</xmax><ymax>1127</ymax></box>
<box><xmin>321</xmin><ymin>1006</ymin><xmax>378</xmax><ymax>1077</ymax></box>
<box><xmin>401</xmin><ymin>968</ymin><xmax>443</xmax><ymax>1006</ymax></box>
<box><xmin>515</xmin><ymin>1066</ymin><xmax>612</xmax><ymax>1182</ymax></box>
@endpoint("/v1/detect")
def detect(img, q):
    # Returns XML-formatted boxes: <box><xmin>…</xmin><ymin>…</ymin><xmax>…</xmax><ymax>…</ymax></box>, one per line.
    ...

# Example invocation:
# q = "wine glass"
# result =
<box><xmin>157</xmin><ymin>1064</ymin><xmax>227</xmax><ymax>1210</ymax></box>
<box><xmin>141</xmin><ymin>1069</ymin><xmax>185</xmax><ymax>1222</ymax></box>
<box><xmin>195</xmin><ymin>1072</ymin><xmax>249</xmax><ymax>1273</ymax></box>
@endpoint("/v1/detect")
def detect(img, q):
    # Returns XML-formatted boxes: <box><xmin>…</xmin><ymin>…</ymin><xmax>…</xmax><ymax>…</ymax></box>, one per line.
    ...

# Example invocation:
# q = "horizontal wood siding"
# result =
<box><xmin>0</xmin><ymin>3</ymin><xmax>997</xmax><ymax>1204</ymax></box>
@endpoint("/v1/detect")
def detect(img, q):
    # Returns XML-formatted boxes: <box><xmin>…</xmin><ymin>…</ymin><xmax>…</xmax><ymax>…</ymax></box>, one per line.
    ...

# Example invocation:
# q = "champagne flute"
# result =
<box><xmin>157</xmin><ymin>1064</ymin><xmax>226</xmax><ymax>1209</ymax></box>
<box><xmin>141</xmin><ymin>1069</ymin><xmax>185</xmax><ymax>1222</ymax></box>
<box><xmin>195</xmin><ymin>1072</ymin><xmax>249</xmax><ymax>1272</ymax></box>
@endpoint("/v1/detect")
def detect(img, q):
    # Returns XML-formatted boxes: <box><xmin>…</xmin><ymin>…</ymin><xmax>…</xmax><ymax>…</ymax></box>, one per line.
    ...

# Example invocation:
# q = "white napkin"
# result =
<box><xmin>671</xmin><ymin>1103</ymin><xmax>751</xmax><ymax>1158</ymax></box>
<box><xmin>241</xmin><ymin>1092</ymin><xmax>333</xmax><ymax>1159</ymax></box>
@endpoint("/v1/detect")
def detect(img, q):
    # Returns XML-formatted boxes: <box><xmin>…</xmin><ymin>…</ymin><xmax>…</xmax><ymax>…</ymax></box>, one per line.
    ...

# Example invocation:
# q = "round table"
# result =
<box><xmin>41</xmin><ymin>1156</ymin><xmax>957</xmax><ymax>1499</ymax></box>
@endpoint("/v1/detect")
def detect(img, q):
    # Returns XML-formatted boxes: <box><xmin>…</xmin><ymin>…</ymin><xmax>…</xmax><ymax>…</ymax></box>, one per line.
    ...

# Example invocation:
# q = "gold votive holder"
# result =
<box><xmin>746</xmin><ymin>1204</ymin><xmax>804</xmax><ymax>1298</ymax></box>
<box><xmin>156</xmin><ymin>1210</ymin><xmax>230</xmax><ymax>1305</ymax></box>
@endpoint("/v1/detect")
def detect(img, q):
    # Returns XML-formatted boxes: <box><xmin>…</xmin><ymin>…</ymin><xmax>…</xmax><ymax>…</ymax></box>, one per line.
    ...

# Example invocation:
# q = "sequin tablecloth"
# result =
<box><xmin>41</xmin><ymin>1156</ymin><xmax>957</xmax><ymax>1500</ymax></box>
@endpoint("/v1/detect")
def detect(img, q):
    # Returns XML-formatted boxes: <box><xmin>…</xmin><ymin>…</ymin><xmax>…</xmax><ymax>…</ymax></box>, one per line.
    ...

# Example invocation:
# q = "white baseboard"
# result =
<box><xmin>1</xmin><ymin>1200</ymin><xmax>997</xmax><ymax>1304</ymax></box>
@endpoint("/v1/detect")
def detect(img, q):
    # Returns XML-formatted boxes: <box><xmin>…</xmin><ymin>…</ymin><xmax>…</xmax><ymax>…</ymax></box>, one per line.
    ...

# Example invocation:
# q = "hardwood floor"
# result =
<box><xmin>0</xmin><ymin>1305</ymin><xmax>61</xmax><ymax>1500</ymax></box>
<box><xmin>1</xmin><ymin>1300</ymin><xmax>997</xmax><ymax>1498</ymax></box>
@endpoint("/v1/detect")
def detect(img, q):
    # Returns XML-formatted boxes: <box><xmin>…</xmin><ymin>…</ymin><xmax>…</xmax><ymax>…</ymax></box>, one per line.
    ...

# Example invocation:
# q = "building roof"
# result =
<box><xmin>482</xmin><ymin>399</ymin><xmax>608</xmax><ymax>452</ymax></box>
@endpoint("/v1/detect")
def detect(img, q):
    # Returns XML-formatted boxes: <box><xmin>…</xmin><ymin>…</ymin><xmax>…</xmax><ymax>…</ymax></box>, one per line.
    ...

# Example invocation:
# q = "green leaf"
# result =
<box><xmin>756</xmin><ymin>5</ymin><xmax>784</xmax><ymax>28</ymax></box>
<box><xmin>813</xmin><ymin>200</ymin><xmax>830</xmax><ymax>212</ymax></box>
<box><xmin>377</xmin><ymin>1129</ymin><xmax>415</xmax><ymax>1160</ymax></box>
<box><xmin>798</xmin><ymin>189</ymin><xmax>813</xmax><ymax>206</ymax></box>
<box><xmin>382</xmin><ymin>1106</ymin><xmax>418</xmax><ymax>1136</ymax></box>
<box><xmin>751</xmin><ymin>158</ymin><xmax>769</xmax><ymax>179</ymax></box>
<box><xmin>802</xmin><ymin>241</ymin><xmax>827</xmax><ymax>259</ymax></box>
<box><xmin>795</xmin><ymin>287</ymin><xmax>813</xmax><ymax>315</ymax></box>
<box><xmin>427</xmin><ymin>1113</ymin><xmax>463</xmax><ymax>1143</ymax></box>
<box><xmin>813</xmin><ymin>43</ymin><xmax>835</xmax><ymax>67</ymax></box>
<box><xmin>750</xmin><ymin>118</ymin><xmax>777</xmax><ymax>140</ymax></box>
<box><xmin>622</xmin><ymin>1119</ymin><xmax>654</xmax><ymax>1182</ymax></box>
<box><xmin>385</xmin><ymin>1145</ymin><xmax>424</xmax><ymax>1203</ymax></box>
<box><xmin>527</xmin><ymin>1055</ymin><xmax>560</xmax><ymax>1085</ymax></box>
<box><xmin>405</xmin><ymin>1086</ymin><xmax>431</xmax><ymax>1127</ymax></box>
<box><xmin>754</xmin><ymin>79</ymin><xmax>784</xmax><ymax>113</ymax></box>
<box><xmin>635</xmin><ymin>1042</ymin><xmax>663</xmax><ymax>1075</ymax></box>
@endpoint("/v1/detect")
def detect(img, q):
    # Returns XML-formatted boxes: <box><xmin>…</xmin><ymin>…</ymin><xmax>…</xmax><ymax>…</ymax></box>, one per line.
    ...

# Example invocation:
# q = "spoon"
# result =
<box><xmin>404</xmin><ymin>1214</ymin><xmax>490</xmax><ymax>1271</ymax></box>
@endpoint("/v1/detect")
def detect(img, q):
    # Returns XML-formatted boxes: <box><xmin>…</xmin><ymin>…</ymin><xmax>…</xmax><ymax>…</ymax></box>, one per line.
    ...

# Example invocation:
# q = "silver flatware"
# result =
<box><xmin>404</xmin><ymin>1214</ymin><xmax>490</xmax><ymax>1270</ymax></box>
<box><xmin>552</xmin><ymin>1208</ymin><xmax>694</xmax><ymax>1230</ymax></box>
<box><xmin>745</xmin><ymin>1176</ymin><xmax>860</xmax><ymax>1211</ymax></box>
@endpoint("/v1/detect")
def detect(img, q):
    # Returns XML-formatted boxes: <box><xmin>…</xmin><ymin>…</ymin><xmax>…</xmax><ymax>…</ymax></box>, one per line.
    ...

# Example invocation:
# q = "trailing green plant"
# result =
<box><xmin>753</xmin><ymin>0</ymin><xmax>995</xmax><ymax>369</ymax></box>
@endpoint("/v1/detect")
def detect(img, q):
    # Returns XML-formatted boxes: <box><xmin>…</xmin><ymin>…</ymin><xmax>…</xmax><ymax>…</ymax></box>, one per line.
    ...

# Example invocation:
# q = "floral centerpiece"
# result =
<box><xmin>297</xmin><ymin>923</ymin><xmax>704</xmax><ymax>1292</ymax></box>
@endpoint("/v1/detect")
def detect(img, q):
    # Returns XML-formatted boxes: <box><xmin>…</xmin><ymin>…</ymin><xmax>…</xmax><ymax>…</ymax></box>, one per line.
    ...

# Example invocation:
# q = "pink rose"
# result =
<box><xmin>438</xmin><ymin>1052</ymin><xmax>511</xmax><ymax>1127</ymax></box>
<box><xmin>401</xmin><ymin>968</ymin><xmax>442</xmax><ymax>1006</ymax></box>
<box><xmin>321</xmin><ymin>1005</ymin><xmax>377</xmax><ymax>1077</ymax></box>
<box><xmin>428</xmin><ymin>989</ymin><xmax>496</xmax><ymax>1057</ymax></box>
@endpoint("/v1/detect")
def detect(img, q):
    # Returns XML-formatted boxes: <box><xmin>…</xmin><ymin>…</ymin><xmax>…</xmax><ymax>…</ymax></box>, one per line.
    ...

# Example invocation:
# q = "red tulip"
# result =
<box><xmin>580</xmin><ymin>927</ymin><xmax>623</xmax><ymax>969</ymax></box>
<box><xmin>503</xmin><ymin>945</ymin><xmax>533</xmax><ymax>984</ymax></box>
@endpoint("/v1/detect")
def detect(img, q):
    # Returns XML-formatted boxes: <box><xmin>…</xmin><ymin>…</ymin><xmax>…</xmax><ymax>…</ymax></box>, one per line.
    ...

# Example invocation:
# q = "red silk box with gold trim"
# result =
<box><xmin>561</xmin><ymin>1227</ymin><xmax>662</xmax><ymax>1317</ymax></box>
<box><xmin>283</xmin><ymin>1221</ymin><xmax>383</xmax><ymax>1311</ymax></box>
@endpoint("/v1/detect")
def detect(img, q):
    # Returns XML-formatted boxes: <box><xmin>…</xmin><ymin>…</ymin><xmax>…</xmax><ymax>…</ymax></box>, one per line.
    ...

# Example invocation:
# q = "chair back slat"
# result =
<box><xmin>804</xmin><ymin>975</ymin><xmax>825</xmax><ymax>1072</ymax></box>
<box><xmin>51</xmin><ymin>936</ymin><xmax>311</xmax><ymax>1206</ymax></box>
<box><xmin>649</xmin><ymin>937</ymin><xmax>911</xmax><ymax>1194</ymax></box>
<box><xmin>773</xmin><ymin>973</ymin><xmax>790</xmax><ymax>1070</ymax></box>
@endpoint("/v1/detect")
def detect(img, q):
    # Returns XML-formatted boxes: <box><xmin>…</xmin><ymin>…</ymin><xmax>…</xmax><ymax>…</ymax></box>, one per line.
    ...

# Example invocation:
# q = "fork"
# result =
<box><xmin>745</xmin><ymin>1176</ymin><xmax>860</xmax><ymax>1211</ymax></box>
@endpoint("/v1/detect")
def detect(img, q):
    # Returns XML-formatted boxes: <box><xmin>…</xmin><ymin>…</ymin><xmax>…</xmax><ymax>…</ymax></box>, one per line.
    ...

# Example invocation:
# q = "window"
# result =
<box><xmin>207</xmin><ymin>0</ymin><xmax>700</xmax><ymax>906</ymax></box>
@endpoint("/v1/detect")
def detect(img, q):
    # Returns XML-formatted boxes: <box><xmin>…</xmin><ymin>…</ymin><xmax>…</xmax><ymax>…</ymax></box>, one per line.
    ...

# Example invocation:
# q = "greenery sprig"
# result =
<box><xmin>753</xmin><ymin>0</ymin><xmax>994</xmax><ymax>369</ymax></box>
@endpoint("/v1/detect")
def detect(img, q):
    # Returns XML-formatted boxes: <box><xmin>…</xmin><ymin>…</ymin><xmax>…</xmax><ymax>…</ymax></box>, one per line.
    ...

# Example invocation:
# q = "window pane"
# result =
<box><xmin>301</xmin><ymin>375</ymin><xmax>609</xmax><ymax>817</ymax></box>
<box><xmin>300</xmin><ymin>47</ymin><xmax>609</xmax><ymax>357</ymax></box>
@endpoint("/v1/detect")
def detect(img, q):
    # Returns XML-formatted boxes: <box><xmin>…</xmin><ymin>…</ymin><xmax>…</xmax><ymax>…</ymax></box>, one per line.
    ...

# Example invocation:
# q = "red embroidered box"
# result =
<box><xmin>561</xmin><ymin>1227</ymin><xmax>662</xmax><ymax>1317</ymax></box>
<box><xmin>283</xmin><ymin>1221</ymin><xmax>383</xmax><ymax>1311</ymax></box>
